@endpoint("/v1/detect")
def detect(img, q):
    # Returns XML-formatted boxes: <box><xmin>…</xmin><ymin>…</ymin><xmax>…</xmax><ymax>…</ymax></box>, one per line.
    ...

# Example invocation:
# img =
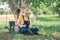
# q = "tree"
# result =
<box><xmin>0</xmin><ymin>0</ymin><xmax>60</xmax><ymax>15</ymax></box>
<box><xmin>7</xmin><ymin>0</ymin><xmax>30</xmax><ymax>19</ymax></box>
<box><xmin>55</xmin><ymin>3</ymin><xmax>60</xmax><ymax>16</ymax></box>
<box><xmin>30</xmin><ymin>0</ymin><xmax>57</xmax><ymax>15</ymax></box>
<box><xmin>0</xmin><ymin>8</ymin><xmax>4</xmax><ymax>15</ymax></box>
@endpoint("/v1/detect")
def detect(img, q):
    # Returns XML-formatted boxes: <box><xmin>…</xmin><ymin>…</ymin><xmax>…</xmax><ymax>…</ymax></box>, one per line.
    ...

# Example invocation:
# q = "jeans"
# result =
<box><xmin>19</xmin><ymin>27</ymin><xmax>39</xmax><ymax>35</ymax></box>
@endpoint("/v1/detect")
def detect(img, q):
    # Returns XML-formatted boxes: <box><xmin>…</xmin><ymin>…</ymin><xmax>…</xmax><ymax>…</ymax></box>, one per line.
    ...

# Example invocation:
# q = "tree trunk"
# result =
<box><xmin>18</xmin><ymin>0</ymin><xmax>21</xmax><ymax>8</ymax></box>
<box><xmin>7</xmin><ymin>0</ymin><xmax>19</xmax><ymax>20</ymax></box>
<box><xmin>7</xmin><ymin>0</ymin><xmax>30</xmax><ymax>17</ymax></box>
<box><xmin>7</xmin><ymin>0</ymin><xmax>30</xmax><ymax>23</ymax></box>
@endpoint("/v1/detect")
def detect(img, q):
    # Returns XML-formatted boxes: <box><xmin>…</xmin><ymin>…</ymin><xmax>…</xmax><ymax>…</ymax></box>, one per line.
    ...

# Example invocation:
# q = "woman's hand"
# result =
<box><xmin>14</xmin><ymin>25</ymin><xmax>19</xmax><ymax>32</ymax></box>
<box><xmin>24</xmin><ymin>25</ymin><xmax>26</xmax><ymax>27</ymax></box>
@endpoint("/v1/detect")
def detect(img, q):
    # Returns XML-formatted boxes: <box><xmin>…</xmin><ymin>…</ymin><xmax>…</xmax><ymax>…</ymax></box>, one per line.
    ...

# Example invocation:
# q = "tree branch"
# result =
<box><xmin>7</xmin><ymin>0</ymin><xmax>18</xmax><ymax>14</ymax></box>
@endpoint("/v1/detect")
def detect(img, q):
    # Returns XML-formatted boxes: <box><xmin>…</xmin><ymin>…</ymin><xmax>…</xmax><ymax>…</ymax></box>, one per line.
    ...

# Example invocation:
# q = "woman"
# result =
<box><xmin>17</xmin><ymin>11</ymin><xmax>39</xmax><ymax>35</ymax></box>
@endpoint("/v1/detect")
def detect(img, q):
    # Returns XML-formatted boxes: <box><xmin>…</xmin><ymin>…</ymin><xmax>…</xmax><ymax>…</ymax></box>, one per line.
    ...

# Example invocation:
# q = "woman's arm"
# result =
<box><xmin>17</xmin><ymin>16</ymin><xmax>24</xmax><ymax>28</ymax></box>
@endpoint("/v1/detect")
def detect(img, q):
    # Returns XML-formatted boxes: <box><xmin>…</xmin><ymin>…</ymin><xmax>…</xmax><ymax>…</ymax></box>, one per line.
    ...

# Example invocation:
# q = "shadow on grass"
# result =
<box><xmin>32</xmin><ymin>24</ymin><xmax>60</xmax><ymax>33</ymax></box>
<box><xmin>0</xmin><ymin>31</ymin><xmax>52</xmax><ymax>40</ymax></box>
<box><xmin>0</xmin><ymin>25</ymin><xmax>60</xmax><ymax>40</ymax></box>
<box><xmin>32</xmin><ymin>24</ymin><xmax>60</xmax><ymax>40</ymax></box>
<box><xmin>44</xmin><ymin>25</ymin><xmax>60</xmax><ymax>32</ymax></box>
<box><xmin>0</xmin><ymin>31</ymin><xmax>11</xmax><ymax>40</ymax></box>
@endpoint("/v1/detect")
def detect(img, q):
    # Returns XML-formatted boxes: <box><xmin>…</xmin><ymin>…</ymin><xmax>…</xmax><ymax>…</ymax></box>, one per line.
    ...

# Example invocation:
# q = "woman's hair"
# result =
<box><xmin>16</xmin><ymin>8</ymin><xmax>20</xmax><ymax>19</ymax></box>
<box><xmin>17</xmin><ymin>8</ymin><xmax>20</xmax><ymax>13</ymax></box>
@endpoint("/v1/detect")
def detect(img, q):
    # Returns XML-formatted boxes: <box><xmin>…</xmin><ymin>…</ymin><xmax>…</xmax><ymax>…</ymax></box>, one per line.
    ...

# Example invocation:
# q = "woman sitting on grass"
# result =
<box><xmin>17</xmin><ymin>11</ymin><xmax>39</xmax><ymax>35</ymax></box>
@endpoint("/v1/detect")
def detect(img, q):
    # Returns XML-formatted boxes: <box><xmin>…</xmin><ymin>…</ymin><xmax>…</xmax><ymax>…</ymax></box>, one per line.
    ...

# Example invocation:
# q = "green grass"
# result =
<box><xmin>0</xmin><ymin>15</ymin><xmax>60</xmax><ymax>40</ymax></box>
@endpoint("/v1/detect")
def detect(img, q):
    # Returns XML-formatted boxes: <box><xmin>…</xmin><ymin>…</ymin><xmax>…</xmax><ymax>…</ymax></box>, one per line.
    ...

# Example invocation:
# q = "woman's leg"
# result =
<box><xmin>20</xmin><ymin>28</ymin><xmax>30</xmax><ymax>35</ymax></box>
<box><xmin>30</xmin><ymin>28</ymin><xmax>39</xmax><ymax>34</ymax></box>
<box><xmin>20</xmin><ymin>28</ymin><xmax>34</xmax><ymax>35</ymax></box>
<box><xmin>19</xmin><ymin>27</ymin><xmax>39</xmax><ymax>35</ymax></box>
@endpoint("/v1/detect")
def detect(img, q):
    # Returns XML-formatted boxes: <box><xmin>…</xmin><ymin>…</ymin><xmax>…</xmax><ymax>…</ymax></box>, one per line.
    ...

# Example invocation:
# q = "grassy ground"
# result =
<box><xmin>0</xmin><ymin>15</ymin><xmax>60</xmax><ymax>40</ymax></box>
